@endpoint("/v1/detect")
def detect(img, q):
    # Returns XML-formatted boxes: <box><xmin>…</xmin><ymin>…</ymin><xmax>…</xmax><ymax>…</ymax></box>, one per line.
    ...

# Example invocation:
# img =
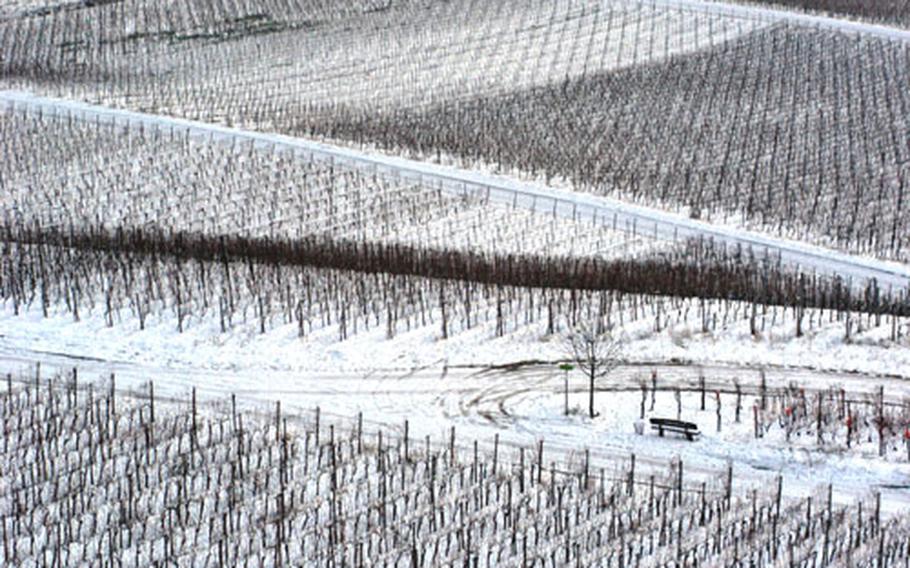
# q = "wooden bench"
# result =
<box><xmin>649</xmin><ymin>418</ymin><xmax>700</xmax><ymax>441</ymax></box>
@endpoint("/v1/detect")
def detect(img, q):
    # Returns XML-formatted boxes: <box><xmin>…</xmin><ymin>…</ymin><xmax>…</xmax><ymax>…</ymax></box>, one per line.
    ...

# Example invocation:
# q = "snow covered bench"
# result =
<box><xmin>649</xmin><ymin>418</ymin><xmax>700</xmax><ymax>441</ymax></box>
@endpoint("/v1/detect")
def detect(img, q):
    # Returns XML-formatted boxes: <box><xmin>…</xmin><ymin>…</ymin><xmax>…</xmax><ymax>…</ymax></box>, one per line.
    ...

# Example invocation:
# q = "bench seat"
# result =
<box><xmin>649</xmin><ymin>418</ymin><xmax>700</xmax><ymax>441</ymax></box>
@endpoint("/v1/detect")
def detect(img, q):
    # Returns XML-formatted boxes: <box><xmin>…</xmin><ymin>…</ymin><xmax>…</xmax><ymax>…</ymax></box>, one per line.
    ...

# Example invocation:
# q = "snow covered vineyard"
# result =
<box><xmin>3</xmin><ymin>0</ymin><xmax>910</xmax><ymax>271</ymax></box>
<box><xmin>4</xmin><ymin>372</ymin><xmax>910</xmax><ymax>567</ymax></box>
<box><xmin>4</xmin><ymin>90</ymin><xmax>910</xmax><ymax>320</ymax></box>
<box><xmin>2</xmin><ymin>0</ymin><xmax>910</xmax><ymax>565</ymax></box>
<box><xmin>0</xmin><ymin>1</ymin><xmax>766</xmax><ymax>114</ymax></box>
<box><xmin>0</xmin><ymin>101</ymin><xmax>663</xmax><ymax>262</ymax></box>
<box><xmin>1</xmin><ymin>93</ymin><xmax>908</xmax><ymax>355</ymax></box>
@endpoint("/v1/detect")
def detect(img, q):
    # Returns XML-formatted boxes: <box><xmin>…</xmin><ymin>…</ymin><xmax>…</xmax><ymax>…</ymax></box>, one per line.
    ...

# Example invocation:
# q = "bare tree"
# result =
<box><xmin>564</xmin><ymin>320</ymin><xmax>624</xmax><ymax>419</ymax></box>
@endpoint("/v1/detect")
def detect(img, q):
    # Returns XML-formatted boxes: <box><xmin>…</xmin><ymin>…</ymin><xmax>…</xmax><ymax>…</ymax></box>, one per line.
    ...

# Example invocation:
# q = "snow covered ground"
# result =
<box><xmin>2</xmin><ymin>293</ymin><xmax>909</xmax><ymax>513</ymax></box>
<box><xmin>1</xmin><ymin>0</ymin><xmax>909</xmax><ymax>524</ymax></box>
<box><xmin>3</xmin><ymin>5</ymin><xmax>910</xmax><ymax>566</ymax></box>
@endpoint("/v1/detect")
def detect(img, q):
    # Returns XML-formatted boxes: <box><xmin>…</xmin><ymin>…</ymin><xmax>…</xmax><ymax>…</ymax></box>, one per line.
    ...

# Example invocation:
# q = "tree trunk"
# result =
<box><xmin>589</xmin><ymin>368</ymin><xmax>596</xmax><ymax>418</ymax></box>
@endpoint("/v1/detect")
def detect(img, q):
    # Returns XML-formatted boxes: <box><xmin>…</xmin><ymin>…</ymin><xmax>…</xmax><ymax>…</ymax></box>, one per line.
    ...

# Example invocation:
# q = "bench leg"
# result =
<box><xmin>658</xmin><ymin>427</ymin><xmax>664</xmax><ymax>437</ymax></box>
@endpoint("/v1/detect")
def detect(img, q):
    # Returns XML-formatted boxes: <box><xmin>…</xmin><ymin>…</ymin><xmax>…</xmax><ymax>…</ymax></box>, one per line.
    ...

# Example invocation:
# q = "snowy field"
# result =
<box><xmin>2</xmin><ymin>283</ymin><xmax>909</xmax><ymax>512</ymax></box>
<box><xmin>0</xmin><ymin>0</ymin><xmax>768</xmax><ymax>114</ymax></box>
<box><xmin>4</xmin><ymin>374</ymin><xmax>909</xmax><ymax>566</ymax></box>
<box><xmin>1</xmin><ymin>97</ymin><xmax>908</xmax><ymax>515</ymax></box>
<box><xmin>1</xmin><ymin>0</ymin><xmax>910</xmax><ymax>564</ymax></box>
<box><xmin>0</xmin><ymin>104</ymin><xmax>668</xmax><ymax>261</ymax></box>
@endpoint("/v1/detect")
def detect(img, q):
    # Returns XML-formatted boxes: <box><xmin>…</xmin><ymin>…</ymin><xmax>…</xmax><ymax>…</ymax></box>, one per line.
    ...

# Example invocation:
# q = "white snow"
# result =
<box><xmin>2</xmin><ymin>294</ymin><xmax>909</xmax><ymax>511</ymax></box>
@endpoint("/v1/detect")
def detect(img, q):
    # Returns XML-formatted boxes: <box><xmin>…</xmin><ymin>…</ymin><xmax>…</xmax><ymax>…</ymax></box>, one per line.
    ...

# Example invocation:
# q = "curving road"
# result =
<box><xmin>2</xmin><ymin>90</ymin><xmax>909</xmax><ymax>292</ymax></box>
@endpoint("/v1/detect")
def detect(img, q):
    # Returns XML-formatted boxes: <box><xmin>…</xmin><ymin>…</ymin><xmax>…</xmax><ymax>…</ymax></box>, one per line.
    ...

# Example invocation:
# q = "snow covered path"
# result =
<box><xmin>2</xmin><ymin>90</ymin><xmax>907</xmax><ymax>292</ymax></box>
